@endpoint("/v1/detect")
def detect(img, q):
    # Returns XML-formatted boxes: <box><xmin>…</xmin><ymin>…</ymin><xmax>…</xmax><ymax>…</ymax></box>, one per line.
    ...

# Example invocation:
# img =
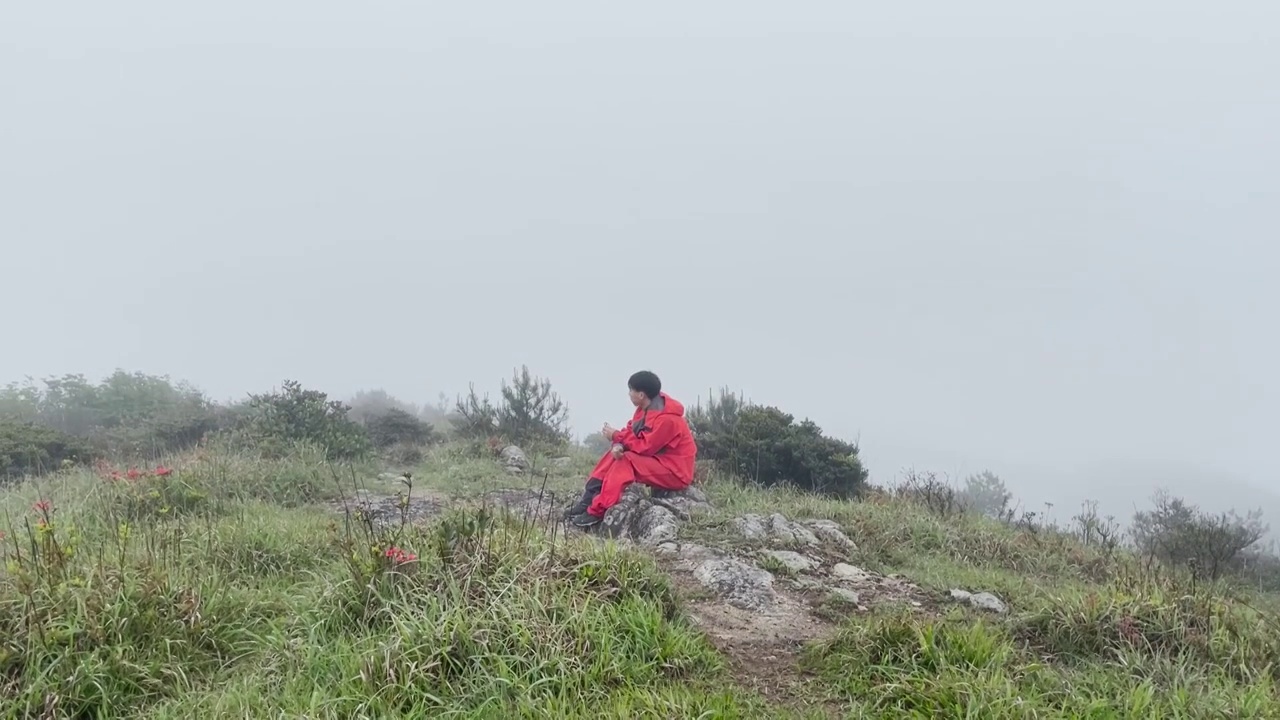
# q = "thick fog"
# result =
<box><xmin>3</xmin><ymin>1</ymin><xmax>1277</xmax><ymax>522</ymax></box>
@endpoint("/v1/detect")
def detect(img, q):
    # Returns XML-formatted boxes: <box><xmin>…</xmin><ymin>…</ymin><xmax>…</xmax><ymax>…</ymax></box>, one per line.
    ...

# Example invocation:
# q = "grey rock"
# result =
<box><xmin>500</xmin><ymin>445</ymin><xmax>529</xmax><ymax>473</ymax></box>
<box><xmin>692</xmin><ymin>556</ymin><xmax>777</xmax><ymax>611</ymax></box>
<box><xmin>550</xmin><ymin>456</ymin><xmax>575</xmax><ymax>470</ymax></box>
<box><xmin>761</xmin><ymin>550</ymin><xmax>817</xmax><ymax>572</ymax></box>
<box><xmin>597</xmin><ymin>484</ymin><xmax>711</xmax><ymax>546</ymax></box>
<box><xmin>829</xmin><ymin>588</ymin><xmax>862</xmax><ymax>604</ymax></box>
<box><xmin>769</xmin><ymin>513</ymin><xmax>820</xmax><ymax>546</ymax></box>
<box><xmin>733</xmin><ymin>514</ymin><xmax>769</xmax><ymax>540</ymax></box>
<box><xmin>950</xmin><ymin>589</ymin><xmax>1008</xmax><ymax>613</ymax></box>
<box><xmin>831</xmin><ymin>563</ymin><xmax>872</xmax><ymax>582</ymax></box>
<box><xmin>803</xmin><ymin>519</ymin><xmax>856</xmax><ymax>550</ymax></box>
<box><xmin>733</xmin><ymin>512</ymin><xmax>820</xmax><ymax>546</ymax></box>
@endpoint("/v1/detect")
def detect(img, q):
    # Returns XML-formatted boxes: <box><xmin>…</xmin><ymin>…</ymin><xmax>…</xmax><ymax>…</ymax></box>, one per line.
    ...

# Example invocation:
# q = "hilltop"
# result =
<box><xmin>4</xmin><ymin>440</ymin><xmax>1280</xmax><ymax>718</ymax></box>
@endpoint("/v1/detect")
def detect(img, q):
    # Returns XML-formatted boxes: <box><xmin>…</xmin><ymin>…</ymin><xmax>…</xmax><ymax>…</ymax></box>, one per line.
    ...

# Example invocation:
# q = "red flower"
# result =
<box><xmin>109</xmin><ymin>471</ymin><xmax>123</xmax><ymax>481</ymax></box>
<box><xmin>126</xmin><ymin>468</ymin><xmax>142</xmax><ymax>480</ymax></box>
<box><xmin>383</xmin><ymin>546</ymin><xmax>417</xmax><ymax>564</ymax></box>
<box><xmin>154</xmin><ymin>465</ymin><xmax>173</xmax><ymax>477</ymax></box>
<box><xmin>32</xmin><ymin>500</ymin><xmax>51</xmax><ymax>514</ymax></box>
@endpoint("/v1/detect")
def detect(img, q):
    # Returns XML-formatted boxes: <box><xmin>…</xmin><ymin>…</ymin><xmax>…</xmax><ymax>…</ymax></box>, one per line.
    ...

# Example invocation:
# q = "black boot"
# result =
<box><xmin>563</xmin><ymin>478</ymin><xmax>603</xmax><ymax>519</ymax></box>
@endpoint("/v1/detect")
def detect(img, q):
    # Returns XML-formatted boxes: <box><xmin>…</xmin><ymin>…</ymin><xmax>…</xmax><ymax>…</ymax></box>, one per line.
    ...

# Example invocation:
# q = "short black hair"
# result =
<box><xmin>628</xmin><ymin>370</ymin><xmax>662</xmax><ymax>399</ymax></box>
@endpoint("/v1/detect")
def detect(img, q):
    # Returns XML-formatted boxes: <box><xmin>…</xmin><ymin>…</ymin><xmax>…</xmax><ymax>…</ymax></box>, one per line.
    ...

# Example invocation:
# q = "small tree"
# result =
<box><xmin>1132</xmin><ymin>490</ymin><xmax>1268</xmax><ymax>582</ymax></box>
<box><xmin>242</xmin><ymin>380</ymin><xmax>371</xmax><ymax>460</ymax></box>
<box><xmin>453</xmin><ymin>367</ymin><xmax>570</xmax><ymax>450</ymax></box>
<box><xmin>958</xmin><ymin>470</ymin><xmax>1013</xmax><ymax>520</ymax></box>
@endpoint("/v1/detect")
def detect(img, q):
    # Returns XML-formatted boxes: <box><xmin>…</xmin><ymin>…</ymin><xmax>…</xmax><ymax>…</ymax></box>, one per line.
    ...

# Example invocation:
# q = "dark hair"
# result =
<box><xmin>628</xmin><ymin>370</ymin><xmax>662</xmax><ymax>399</ymax></box>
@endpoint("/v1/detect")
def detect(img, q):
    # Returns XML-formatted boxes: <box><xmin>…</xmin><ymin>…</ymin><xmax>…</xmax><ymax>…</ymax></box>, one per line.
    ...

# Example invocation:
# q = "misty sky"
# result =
<box><xmin>3</xmin><ymin>2</ymin><xmax>1277</xmax><ymax>513</ymax></box>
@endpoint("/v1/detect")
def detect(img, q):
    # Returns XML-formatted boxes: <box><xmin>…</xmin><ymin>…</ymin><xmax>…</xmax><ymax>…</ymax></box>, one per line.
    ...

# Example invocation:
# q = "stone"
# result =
<box><xmin>803</xmin><ymin>519</ymin><xmax>856</xmax><ymax>549</ymax></box>
<box><xmin>732</xmin><ymin>512</ymin><xmax>820</xmax><ymax>546</ymax></box>
<box><xmin>499</xmin><ymin>445</ymin><xmax>529</xmax><ymax>474</ymax></box>
<box><xmin>761</xmin><ymin>550</ymin><xmax>816</xmax><ymax>573</ymax></box>
<box><xmin>598</xmin><ymin>485</ymin><xmax>710</xmax><ymax>546</ymax></box>
<box><xmin>768</xmin><ymin>513</ymin><xmax>820</xmax><ymax>546</ymax></box>
<box><xmin>831</xmin><ymin>563</ymin><xmax>872</xmax><ymax>582</ymax></box>
<box><xmin>691</xmin><ymin>556</ymin><xmax>777</xmax><ymax>611</ymax></box>
<box><xmin>550</xmin><ymin>456</ymin><xmax>575</xmax><ymax>470</ymax></box>
<box><xmin>949</xmin><ymin>589</ymin><xmax>1008</xmax><ymax>614</ymax></box>
<box><xmin>829</xmin><ymin>588</ymin><xmax>862</xmax><ymax>605</ymax></box>
<box><xmin>733</xmin><ymin>514</ymin><xmax>769</xmax><ymax>540</ymax></box>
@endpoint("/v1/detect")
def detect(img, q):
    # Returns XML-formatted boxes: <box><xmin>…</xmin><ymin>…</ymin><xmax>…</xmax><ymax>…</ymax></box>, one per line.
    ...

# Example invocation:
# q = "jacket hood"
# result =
<box><xmin>654</xmin><ymin>392</ymin><xmax>684</xmax><ymax>417</ymax></box>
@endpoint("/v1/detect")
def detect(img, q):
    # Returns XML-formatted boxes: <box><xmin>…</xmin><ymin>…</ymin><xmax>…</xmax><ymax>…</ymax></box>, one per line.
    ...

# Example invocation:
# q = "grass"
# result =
<box><xmin>3</xmin><ymin>442</ymin><xmax>1280</xmax><ymax>718</ymax></box>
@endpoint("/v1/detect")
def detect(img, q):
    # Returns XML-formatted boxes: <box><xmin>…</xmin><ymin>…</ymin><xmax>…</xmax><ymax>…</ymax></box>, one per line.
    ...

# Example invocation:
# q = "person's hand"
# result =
<box><xmin>602</xmin><ymin>423</ymin><xmax>618</xmax><ymax>439</ymax></box>
<box><xmin>611</xmin><ymin>444</ymin><xmax>625</xmax><ymax>459</ymax></box>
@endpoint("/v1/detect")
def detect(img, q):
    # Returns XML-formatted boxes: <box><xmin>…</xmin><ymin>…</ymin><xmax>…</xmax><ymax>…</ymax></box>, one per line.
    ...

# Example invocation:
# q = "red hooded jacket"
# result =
<box><xmin>610</xmin><ymin>392</ymin><xmax>697</xmax><ymax>483</ymax></box>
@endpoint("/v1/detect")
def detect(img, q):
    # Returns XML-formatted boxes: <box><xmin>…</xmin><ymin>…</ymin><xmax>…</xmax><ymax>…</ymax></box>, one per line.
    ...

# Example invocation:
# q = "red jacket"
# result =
<box><xmin>610</xmin><ymin>393</ymin><xmax>697</xmax><ymax>482</ymax></box>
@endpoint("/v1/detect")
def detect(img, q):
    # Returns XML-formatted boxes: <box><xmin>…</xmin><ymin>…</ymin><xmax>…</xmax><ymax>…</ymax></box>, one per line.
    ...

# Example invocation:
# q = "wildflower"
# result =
<box><xmin>154</xmin><ymin>465</ymin><xmax>173</xmax><ymax>477</ymax></box>
<box><xmin>126</xmin><ymin>468</ymin><xmax>142</xmax><ymax>480</ymax></box>
<box><xmin>33</xmin><ymin>500</ymin><xmax>51</xmax><ymax>514</ymax></box>
<box><xmin>383</xmin><ymin>546</ymin><xmax>417</xmax><ymax>564</ymax></box>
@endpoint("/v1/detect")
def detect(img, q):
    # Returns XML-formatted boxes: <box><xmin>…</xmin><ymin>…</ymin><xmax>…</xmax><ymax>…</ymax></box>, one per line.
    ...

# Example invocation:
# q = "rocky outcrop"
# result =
<box><xmin>761</xmin><ymin>549</ymin><xmax>817</xmax><ymax>573</ymax></box>
<box><xmin>732</xmin><ymin>513</ymin><xmax>856</xmax><ymax>550</ymax></box>
<box><xmin>599</xmin><ymin>484</ymin><xmax>712</xmax><ymax>546</ymax></box>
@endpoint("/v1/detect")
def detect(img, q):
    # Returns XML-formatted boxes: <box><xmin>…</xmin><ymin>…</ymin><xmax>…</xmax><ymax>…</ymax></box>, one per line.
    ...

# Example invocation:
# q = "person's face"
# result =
<box><xmin>628</xmin><ymin>387</ymin><xmax>647</xmax><ymax>407</ymax></box>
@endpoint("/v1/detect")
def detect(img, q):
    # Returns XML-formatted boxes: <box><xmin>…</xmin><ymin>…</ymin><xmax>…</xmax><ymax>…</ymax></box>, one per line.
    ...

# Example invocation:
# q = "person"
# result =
<box><xmin>564</xmin><ymin>370</ymin><xmax>697</xmax><ymax>528</ymax></box>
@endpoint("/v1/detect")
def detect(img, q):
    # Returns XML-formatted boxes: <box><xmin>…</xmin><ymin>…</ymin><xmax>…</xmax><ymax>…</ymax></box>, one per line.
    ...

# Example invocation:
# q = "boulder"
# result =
<box><xmin>500</xmin><ymin>445</ymin><xmax>529</xmax><ymax>474</ymax></box>
<box><xmin>599</xmin><ymin>484</ymin><xmax>711</xmax><ymax>546</ymax></box>
<box><xmin>949</xmin><ymin>589</ymin><xmax>1008</xmax><ymax>614</ymax></box>
<box><xmin>803</xmin><ymin>519</ymin><xmax>856</xmax><ymax>550</ymax></box>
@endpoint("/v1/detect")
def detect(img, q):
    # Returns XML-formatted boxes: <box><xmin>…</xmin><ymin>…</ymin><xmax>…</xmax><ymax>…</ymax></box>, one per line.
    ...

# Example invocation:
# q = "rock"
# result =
<box><xmin>484</xmin><ymin>489</ymin><xmax>560</xmax><ymax>521</ymax></box>
<box><xmin>598</xmin><ymin>484</ymin><xmax>710</xmax><ymax>546</ymax></box>
<box><xmin>803</xmin><ymin>519</ymin><xmax>856</xmax><ymax>550</ymax></box>
<box><xmin>550</xmin><ymin>456</ymin><xmax>574</xmax><ymax>470</ymax></box>
<box><xmin>377</xmin><ymin>472</ymin><xmax>408</xmax><ymax>483</ymax></box>
<box><xmin>733</xmin><ymin>512</ymin><xmax>819</xmax><ymax>546</ymax></box>
<box><xmin>950</xmin><ymin>589</ymin><xmax>1008</xmax><ymax>613</ymax></box>
<box><xmin>499</xmin><ymin>445</ymin><xmax>529</xmax><ymax>474</ymax></box>
<box><xmin>831</xmin><ymin>563</ymin><xmax>872</xmax><ymax>583</ymax></box>
<box><xmin>691</xmin><ymin>556</ymin><xmax>777</xmax><ymax>611</ymax></box>
<box><xmin>334</xmin><ymin>490</ymin><xmax>443</xmax><ymax>529</ymax></box>
<box><xmin>733</xmin><ymin>514</ymin><xmax>769</xmax><ymax>540</ymax></box>
<box><xmin>600</xmin><ymin>486</ymin><xmax>681</xmax><ymax>546</ymax></box>
<box><xmin>761</xmin><ymin>550</ymin><xmax>816</xmax><ymax>573</ymax></box>
<box><xmin>829</xmin><ymin>588</ymin><xmax>862</xmax><ymax>605</ymax></box>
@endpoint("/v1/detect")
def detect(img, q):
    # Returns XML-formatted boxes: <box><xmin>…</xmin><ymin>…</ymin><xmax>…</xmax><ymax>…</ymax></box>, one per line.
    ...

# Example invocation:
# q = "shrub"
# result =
<box><xmin>453</xmin><ymin>366</ymin><xmax>570</xmax><ymax>450</ymax></box>
<box><xmin>365</xmin><ymin>408</ymin><xmax>436</xmax><ymax>449</ymax></box>
<box><xmin>1132</xmin><ymin>490</ymin><xmax>1268</xmax><ymax>582</ymax></box>
<box><xmin>0</xmin><ymin>421</ymin><xmax>93</xmax><ymax>479</ymax></box>
<box><xmin>239</xmin><ymin>380</ymin><xmax>371</xmax><ymax>461</ymax></box>
<box><xmin>689</xmin><ymin>389</ymin><xmax>867</xmax><ymax>497</ymax></box>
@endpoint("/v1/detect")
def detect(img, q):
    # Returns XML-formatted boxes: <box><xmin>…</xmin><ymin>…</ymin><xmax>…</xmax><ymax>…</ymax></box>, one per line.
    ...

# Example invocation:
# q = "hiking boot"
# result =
<box><xmin>649</xmin><ymin>488</ymin><xmax>675</xmax><ymax>500</ymax></box>
<box><xmin>570</xmin><ymin>512</ymin><xmax>602</xmax><ymax>529</ymax></box>
<box><xmin>562</xmin><ymin>479</ymin><xmax>602</xmax><ymax>519</ymax></box>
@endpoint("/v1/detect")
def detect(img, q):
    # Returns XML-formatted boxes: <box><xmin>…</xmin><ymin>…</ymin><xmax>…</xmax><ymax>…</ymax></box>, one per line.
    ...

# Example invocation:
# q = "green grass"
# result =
<box><xmin>4</xmin><ymin>443</ymin><xmax>1280</xmax><ymax>718</ymax></box>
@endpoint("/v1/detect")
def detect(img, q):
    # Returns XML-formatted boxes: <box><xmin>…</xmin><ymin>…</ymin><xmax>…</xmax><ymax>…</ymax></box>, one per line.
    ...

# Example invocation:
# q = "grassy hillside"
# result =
<box><xmin>3</xmin><ymin>443</ymin><xmax>1279</xmax><ymax>718</ymax></box>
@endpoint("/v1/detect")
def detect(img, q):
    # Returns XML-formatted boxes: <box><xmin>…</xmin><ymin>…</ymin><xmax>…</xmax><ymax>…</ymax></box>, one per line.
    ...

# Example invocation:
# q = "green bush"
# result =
<box><xmin>689</xmin><ymin>389</ymin><xmax>867</xmax><ymax>498</ymax></box>
<box><xmin>239</xmin><ymin>380</ymin><xmax>371</xmax><ymax>461</ymax></box>
<box><xmin>0</xmin><ymin>421</ymin><xmax>93</xmax><ymax>479</ymax></box>
<box><xmin>365</xmin><ymin>408</ymin><xmax>436</xmax><ymax>449</ymax></box>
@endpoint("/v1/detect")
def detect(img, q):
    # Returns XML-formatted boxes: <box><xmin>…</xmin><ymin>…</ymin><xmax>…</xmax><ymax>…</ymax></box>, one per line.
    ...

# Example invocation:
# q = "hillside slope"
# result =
<box><xmin>2</xmin><ymin>445</ymin><xmax>1279</xmax><ymax>718</ymax></box>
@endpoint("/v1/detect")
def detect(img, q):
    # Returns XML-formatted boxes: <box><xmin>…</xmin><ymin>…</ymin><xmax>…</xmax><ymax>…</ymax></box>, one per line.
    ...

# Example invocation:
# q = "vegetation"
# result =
<box><xmin>689</xmin><ymin>388</ymin><xmax>868</xmax><ymax>498</ymax></box>
<box><xmin>453</xmin><ymin>365</ymin><xmax>571</xmax><ymax>450</ymax></box>
<box><xmin>2</xmin><ymin>367</ymin><xmax>1280</xmax><ymax>717</ymax></box>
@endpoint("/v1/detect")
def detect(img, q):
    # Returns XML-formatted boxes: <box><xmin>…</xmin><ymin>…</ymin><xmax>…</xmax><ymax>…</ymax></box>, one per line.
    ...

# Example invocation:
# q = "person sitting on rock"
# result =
<box><xmin>565</xmin><ymin>370</ymin><xmax>698</xmax><ymax>528</ymax></box>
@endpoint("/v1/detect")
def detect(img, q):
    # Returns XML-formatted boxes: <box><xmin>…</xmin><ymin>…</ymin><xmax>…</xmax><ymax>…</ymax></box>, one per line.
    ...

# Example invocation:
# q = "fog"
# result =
<box><xmin>3</xmin><ymin>1</ymin><xmax>1277</xmax><ymax>522</ymax></box>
